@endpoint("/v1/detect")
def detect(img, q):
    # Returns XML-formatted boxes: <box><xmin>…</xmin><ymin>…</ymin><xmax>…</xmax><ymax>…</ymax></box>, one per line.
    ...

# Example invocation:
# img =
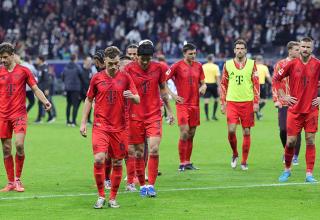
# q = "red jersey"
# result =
<box><xmin>125</xmin><ymin>61</ymin><xmax>167</xmax><ymax>122</ymax></box>
<box><xmin>87</xmin><ymin>70</ymin><xmax>138</xmax><ymax>132</ymax></box>
<box><xmin>273</xmin><ymin>57</ymin><xmax>320</xmax><ymax>113</ymax></box>
<box><xmin>220</xmin><ymin>59</ymin><xmax>260</xmax><ymax>106</ymax></box>
<box><xmin>272</xmin><ymin>58</ymin><xmax>291</xmax><ymax>106</ymax></box>
<box><xmin>0</xmin><ymin>64</ymin><xmax>37</xmax><ymax>120</ymax></box>
<box><xmin>166</xmin><ymin>60</ymin><xmax>205</xmax><ymax>106</ymax></box>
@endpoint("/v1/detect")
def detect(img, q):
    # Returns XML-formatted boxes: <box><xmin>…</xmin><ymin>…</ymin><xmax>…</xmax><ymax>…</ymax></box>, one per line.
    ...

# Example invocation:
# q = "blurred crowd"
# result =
<box><xmin>1</xmin><ymin>0</ymin><xmax>320</xmax><ymax>60</ymax></box>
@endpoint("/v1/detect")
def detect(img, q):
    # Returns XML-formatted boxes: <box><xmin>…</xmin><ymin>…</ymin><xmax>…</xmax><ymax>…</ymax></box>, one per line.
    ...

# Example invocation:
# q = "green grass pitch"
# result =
<box><xmin>0</xmin><ymin>96</ymin><xmax>319</xmax><ymax>220</ymax></box>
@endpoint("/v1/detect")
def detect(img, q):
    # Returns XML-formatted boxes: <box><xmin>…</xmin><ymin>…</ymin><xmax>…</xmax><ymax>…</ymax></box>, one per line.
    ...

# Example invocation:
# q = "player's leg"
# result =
<box><xmin>26</xmin><ymin>91</ymin><xmax>35</xmax><ymax>112</ymax></box>
<box><xmin>104</xmin><ymin>155</ymin><xmax>112</xmax><ymax>190</ymax></box>
<box><xmin>178</xmin><ymin>124</ymin><xmax>189</xmax><ymax>171</ymax></box>
<box><xmin>304</xmin><ymin>109</ymin><xmax>318</xmax><ymax>182</ymax></box>
<box><xmin>204</xmin><ymin>98</ymin><xmax>210</xmax><ymax>121</ymax></box>
<box><xmin>66</xmin><ymin>91</ymin><xmax>72</xmax><ymax>125</ymax></box>
<box><xmin>185</xmin><ymin>126</ymin><xmax>199</xmax><ymax>170</ymax></box>
<box><xmin>14</xmin><ymin>133</ymin><xmax>26</xmax><ymax>192</ymax></box>
<box><xmin>34</xmin><ymin>99</ymin><xmax>43</xmax><ymax>123</ymax></box>
<box><xmin>134</xmin><ymin>143</ymin><xmax>147</xmax><ymax>196</ymax></box>
<box><xmin>228</xmin><ymin>123</ymin><xmax>238</xmax><ymax>168</ymax></box>
<box><xmin>240</xmin><ymin>127</ymin><xmax>250</xmax><ymax>170</ymax></box>
<box><xmin>305</xmin><ymin>132</ymin><xmax>316</xmax><ymax>182</ymax></box>
<box><xmin>279</xmin><ymin>135</ymin><xmax>297</xmax><ymax>182</ymax></box>
<box><xmin>71</xmin><ymin>91</ymin><xmax>81</xmax><ymax>126</ymax></box>
<box><xmin>146</xmin><ymin>136</ymin><xmax>161</xmax><ymax>197</ymax></box>
<box><xmin>293</xmin><ymin>133</ymin><xmax>301</xmax><ymax>165</ymax></box>
<box><xmin>125</xmin><ymin>144</ymin><xmax>136</xmax><ymax>191</ymax></box>
<box><xmin>92</xmin><ymin>129</ymin><xmax>107</xmax><ymax>208</ymax></box>
<box><xmin>0</xmin><ymin>138</ymin><xmax>15</xmax><ymax>192</ymax></box>
<box><xmin>212</xmin><ymin>83</ymin><xmax>219</xmax><ymax>120</ymax></box>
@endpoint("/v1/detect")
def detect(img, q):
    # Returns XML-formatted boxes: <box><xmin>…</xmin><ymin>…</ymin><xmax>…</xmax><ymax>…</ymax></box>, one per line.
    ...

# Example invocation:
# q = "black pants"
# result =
<box><xmin>66</xmin><ymin>91</ymin><xmax>81</xmax><ymax>124</ymax></box>
<box><xmin>36</xmin><ymin>94</ymin><xmax>55</xmax><ymax>121</ymax></box>
<box><xmin>26</xmin><ymin>91</ymin><xmax>35</xmax><ymax>112</ymax></box>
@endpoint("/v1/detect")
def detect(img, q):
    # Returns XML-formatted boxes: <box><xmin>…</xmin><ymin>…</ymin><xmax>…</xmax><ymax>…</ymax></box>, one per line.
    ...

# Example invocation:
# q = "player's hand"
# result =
<box><xmin>274</xmin><ymin>101</ymin><xmax>282</xmax><ymax>108</ymax></box>
<box><xmin>80</xmin><ymin>122</ymin><xmax>87</xmax><ymax>137</ymax></box>
<box><xmin>44</xmin><ymin>102</ymin><xmax>52</xmax><ymax>111</ymax></box>
<box><xmin>167</xmin><ymin>112</ymin><xmax>175</xmax><ymax>125</ymax></box>
<box><xmin>221</xmin><ymin>103</ymin><xmax>226</xmax><ymax>114</ymax></box>
<box><xmin>253</xmin><ymin>103</ymin><xmax>259</xmax><ymax>112</ymax></box>
<box><xmin>199</xmin><ymin>84</ymin><xmax>207</xmax><ymax>95</ymax></box>
<box><xmin>123</xmin><ymin>90</ymin><xmax>134</xmax><ymax>99</ymax></box>
<box><xmin>173</xmin><ymin>94</ymin><xmax>184</xmax><ymax>104</ymax></box>
<box><xmin>312</xmin><ymin>97</ymin><xmax>320</xmax><ymax>106</ymax></box>
<box><xmin>281</xmin><ymin>95</ymin><xmax>297</xmax><ymax>106</ymax></box>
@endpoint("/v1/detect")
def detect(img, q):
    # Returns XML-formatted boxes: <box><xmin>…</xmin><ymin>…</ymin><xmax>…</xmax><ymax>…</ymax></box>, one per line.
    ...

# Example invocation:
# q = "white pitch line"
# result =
<box><xmin>0</xmin><ymin>182</ymin><xmax>318</xmax><ymax>201</ymax></box>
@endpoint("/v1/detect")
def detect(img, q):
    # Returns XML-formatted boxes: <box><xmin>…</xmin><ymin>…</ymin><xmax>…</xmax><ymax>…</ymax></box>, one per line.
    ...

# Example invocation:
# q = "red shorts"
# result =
<box><xmin>226</xmin><ymin>101</ymin><xmax>254</xmax><ymax>128</ymax></box>
<box><xmin>0</xmin><ymin>115</ymin><xmax>28</xmax><ymax>139</ymax></box>
<box><xmin>92</xmin><ymin>129</ymin><xmax>127</xmax><ymax>159</ymax></box>
<box><xmin>129</xmin><ymin>120</ymin><xmax>162</xmax><ymax>145</ymax></box>
<box><xmin>287</xmin><ymin>109</ymin><xmax>319</xmax><ymax>136</ymax></box>
<box><xmin>176</xmin><ymin>105</ymin><xmax>200</xmax><ymax>127</ymax></box>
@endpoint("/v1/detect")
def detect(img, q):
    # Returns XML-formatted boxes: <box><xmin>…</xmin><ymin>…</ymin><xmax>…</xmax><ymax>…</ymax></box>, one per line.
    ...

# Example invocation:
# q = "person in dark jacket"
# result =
<box><xmin>62</xmin><ymin>54</ymin><xmax>83</xmax><ymax>126</ymax></box>
<box><xmin>34</xmin><ymin>55</ymin><xmax>52</xmax><ymax>123</ymax></box>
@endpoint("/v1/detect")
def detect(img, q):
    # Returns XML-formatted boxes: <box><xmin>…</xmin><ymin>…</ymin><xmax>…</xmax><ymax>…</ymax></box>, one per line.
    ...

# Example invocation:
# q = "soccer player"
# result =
<box><xmin>126</xmin><ymin>44</ymin><xmax>138</xmax><ymax>61</ymax></box>
<box><xmin>167</xmin><ymin>43</ymin><xmax>207</xmax><ymax>171</ymax></box>
<box><xmin>220</xmin><ymin>39</ymin><xmax>260</xmax><ymax>170</ymax></box>
<box><xmin>202</xmin><ymin>54</ymin><xmax>220</xmax><ymax>121</ymax></box>
<box><xmin>255</xmin><ymin>55</ymin><xmax>272</xmax><ymax>120</ymax></box>
<box><xmin>273</xmin><ymin>37</ymin><xmax>320</xmax><ymax>183</ymax></box>
<box><xmin>80</xmin><ymin>46</ymin><xmax>139</xmax><ymax>208</ymax></box>
<box><xmin>125</xmin><ymin>40</ymin><xmax>174</xmax><ymax>197</ymax></box>
<box><xmin>272</xmin><ymin>41</ymin><xmax>301</xmax><ymax>165</ymax></box>
<box><xmin>0</xmin><ymin>42</ymin><xmax>51</xmax><ymax>192</ymax></box>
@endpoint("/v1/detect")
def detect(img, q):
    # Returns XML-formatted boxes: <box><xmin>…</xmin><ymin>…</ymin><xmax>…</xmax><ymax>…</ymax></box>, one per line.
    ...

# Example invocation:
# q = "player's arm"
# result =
<box><xmin>124</xmin><ymin>74</ymin><xmax>140</xmax><ymax>104</ymax></box>
<box><xmin>80</xmin><ymin>97</ymin><xmax>93</xmax><ymax>137</ymax></box>
<box><xmin>160</xmin><ymin>82</ymin><xmax>175</xmax><ymax>125</ymax></box>
<box><xmin>166</xmin><ymin>64</ymin><xmax>184</xmax><ymax>104</ymax></box>
<box><xmin>31</xmin><ymin>85</ymin><xmax>51</xmax><ymax>111</ymax></box>
<box><xmin>252</xmin><ymin>64</ymin><xmax>260</xmax><ymax>112</ymax></box>
<box><xmin>265</xmin><ymin>66</ymin><xmax>272</xmax><ymax>84</ymax></box>
<box><xmin>198</xmin><ymin>66</ymin><xmax>207</xmax><ymax>95</ymax></box>
<box><xmin>272</xmin><ymin>61</ymin><xmax>297</xmax><ymax>105</ymax></box>
<box><xmin>272</xmin><ymin>62</ymin><xmax>282</xmax><ymax>108</ymax></box>
<box><xmin>219</xmin><ymin>64</ymin><xmax>228</xmax><ymax>114</ymax></box>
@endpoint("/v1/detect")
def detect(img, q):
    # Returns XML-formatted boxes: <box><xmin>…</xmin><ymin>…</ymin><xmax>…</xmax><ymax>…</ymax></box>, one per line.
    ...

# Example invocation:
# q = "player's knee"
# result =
<box><xmin>15</xmin><ymin>142</ymin><xmax>24</xmax><ymax>154</ymax></box>
<box><xmin>180</xmin><ymin>131</ymin><xmax>189</xmax><ymax>140</ymax></box>
<box><xmin>243</xmin><ymin>129</ymin><xmax>250</xmax><ymax>136</ymax></box>
<box><xmin>113</xmin><ymin>159</ymin><xmax>122</xmax><ymax>166</ymax></box>
<box><xmin>305</xmin><ymin>137</ymin><xmax>315</xmax><ymax>145</ymax></box>
<box><xmin>287</xmin><ymin>140</ymin><xmax>296</xmax><ymax>148</ymax></box>
<box><xmin>149</xmin><ymin>145</ymin><xmax>159</xmax><ymax>155</ymax></box>
<box><xmin>94</xmin><ymin>155</ymin><xmax>104</xmax><ymax>164</ymax></box>
<box><xmin>135</xmin><ymin>150</ymin><xmax>144</xmax><ymax>158</ymax></box>
<box><xmin>2</xmin><ymin>145</ymin><xmax>11</xmax><ymax>156</ymax></box>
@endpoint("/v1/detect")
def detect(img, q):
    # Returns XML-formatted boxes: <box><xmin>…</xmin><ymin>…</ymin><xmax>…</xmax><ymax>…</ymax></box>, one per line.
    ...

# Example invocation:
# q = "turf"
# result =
<box><xmin>0</xmin><ymin>96</ymin><xmax>319</xmax><ymax>220</ymax></box>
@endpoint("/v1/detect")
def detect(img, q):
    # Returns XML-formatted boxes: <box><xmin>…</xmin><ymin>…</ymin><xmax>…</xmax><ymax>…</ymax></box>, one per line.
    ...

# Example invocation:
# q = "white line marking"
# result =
<box><xmin>0</xmin><ymin>182</ymin><xmax>318</xmax><ymax>201</ymax></box>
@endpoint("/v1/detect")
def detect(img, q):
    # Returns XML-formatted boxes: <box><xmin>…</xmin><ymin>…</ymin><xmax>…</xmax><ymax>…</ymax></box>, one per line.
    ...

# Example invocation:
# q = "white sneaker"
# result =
<box><xmin>108</xmin><ymin>199</ymin><xmax>120</xmax><ymax>208</ymax></box>
<box><xmin>126</xmin><ymin>183</ymin><xmax>137</xmax><ymax>192</ymax></box>
<box><xmin>93</xmin><ymin>197</ymin><xmax>105</xmax><ymax>209</ymax></box>
<box><xmin>241</xmin><ymin>164</ymin><xmax>249</xmax><ymax>171</ymax></box>
<box><xmin>145</xmin><ymin>173</ymin><xmax>148</xmax><ymax>181</ymax></box>
<box><xmin>231</xmin><ymin>156</ymin><xmax>238</xmax><ymax>169</ymax></box>
<box><xmin>104</xmin><ymin>180</ymin><xmax>111</xmax><ymax>190</ymax></box>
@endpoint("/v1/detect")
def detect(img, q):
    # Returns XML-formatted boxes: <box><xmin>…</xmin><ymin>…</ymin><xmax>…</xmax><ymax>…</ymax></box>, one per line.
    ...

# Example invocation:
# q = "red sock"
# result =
<box><xmin>284</xmin><ymin>145</ymin><xmax>294</xmax><ymax>169</ymax></box>
<box><xmin>228</xmin><ymin>132</ymin><xmax>238</xmax><ymax>157</ymax></box>
<box><xmin>94</xmin><ymin>162</ymin><xmax>105</xmax><ymax>198</ymax></box>
<box><xmin>148</xmin><ymin>155</ymin><xmax>159</xmax><ymax>185</ymax></box>
<box><xmin>241</xmin><ymin>135</ymin><xmax>251</xmax><ymax>164</ymax></box>
<box><xmin>15</xmin><ymin>154</ymin><xmax>25</xmax><ymax>179</ymax></box>
<box><xmin>109</xmin><ymin>165</ymin><xmax>122</xmax><ymax>200</ymax></box>
<box><xmin>4</xmin><ymin>155</ymin><xmax>14</xmax><ymax>182</ymax></box>
<box><xmin>178</xmin><ymin>139</ymin><xmax>187</xmax><ymax>164</ymax></box>
<box><xmin>306</xmin><ymin>144</ymin><xmax>316</xmax><ymax>173</ymax></box>
<box><xmin>105</xmin><ymin>158</ymin><xmax>112</xmax><ymax>180</ymax></box>
<box><xmin>135</xmin><ymin>157</ymin><xmax>146</xmax><ymax>186</ymax></box>
<box><xmin>126</xmin><ymin>156</ymin><xmax>135</xmax><ymax>184</ymax></box>
<box><xmin>185</xmin><ymin>138</ymin><xmax>193</xmax><ymax>163</ymax></box>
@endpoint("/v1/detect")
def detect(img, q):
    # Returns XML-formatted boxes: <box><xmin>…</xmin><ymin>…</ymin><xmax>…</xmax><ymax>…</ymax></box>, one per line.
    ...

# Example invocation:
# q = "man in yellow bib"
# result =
<box><xmin>255</xmin><ymin>55</ymin><xmax>272</xmax><ymax>120</ymax></box>
<box><xmin>202</xmin><ymin>54</ymin><xmax>220</xmax><ymax>121</ymax></box>
<box><xmin>220</xmin><ymin>39</ymin><xmax>260</xmax><ymax>170</ymax></box>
